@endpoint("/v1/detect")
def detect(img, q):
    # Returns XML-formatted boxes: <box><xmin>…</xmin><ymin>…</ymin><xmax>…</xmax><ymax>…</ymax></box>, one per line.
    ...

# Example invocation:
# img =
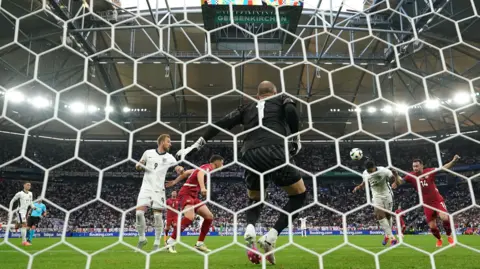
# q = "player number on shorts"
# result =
<box><xmin>420</xmin><ymin>179</ymin><xmax>428</xmax><ymax>187</ymax></box>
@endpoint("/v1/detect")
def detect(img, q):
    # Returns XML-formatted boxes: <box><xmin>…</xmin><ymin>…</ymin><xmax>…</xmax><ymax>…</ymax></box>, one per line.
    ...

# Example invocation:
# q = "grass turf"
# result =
<box><xmin>0</xmin><ymin>235</ymin><xmax>479</xmax><ymax>269</ymax></box>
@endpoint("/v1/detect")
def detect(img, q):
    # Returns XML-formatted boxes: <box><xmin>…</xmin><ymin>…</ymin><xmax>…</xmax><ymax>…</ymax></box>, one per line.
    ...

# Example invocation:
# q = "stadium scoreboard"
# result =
<box><xmin>201</xmin><ymin>0</ymin><xmax>303</xmax><ymax>45</ymax></box>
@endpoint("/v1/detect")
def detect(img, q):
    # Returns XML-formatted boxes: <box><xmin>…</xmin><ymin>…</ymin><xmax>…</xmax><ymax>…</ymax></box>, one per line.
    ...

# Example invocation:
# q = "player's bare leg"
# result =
<box><xmin>135</xmin><ymin>206</ymin><xmax>148</xmax><ymax>251</ymax></box>
<box><xmin>152</xmin><ymin>209</ymin><xmax>164</xmax><ymax>251</ymax></box>
<box><xmin>21</xmin><ymin>221</ymin><xmax>30</xmax><ymax>246</ymax></box>
<box><xmin>167</xmin><ymin>205</ymin><xmax>195</xmax><ymax>253</ymax></box>
<box><xmin>375</xmin><ymin>209</ymin><xmax>396</xmax><ymax>246</ymax></box>
<box><xmin>439</xmin><ymin>212</ymin><xmax>455</xmax><ymax>246</ymax></box>
<box><xmin>428</xmin><ymin>218</ymin><xmax>443</xmax><ymax>247</ymax></box>
<box><xmin>195</xmin><ymin>205</ymin><xmax>213</xmax><ymax>253</ymax></box>
<box><xmin>258</xmin><ymin>179</ymin><xmax>307</xmax><ymax>265</ymax></box>
<box><xmin>164</xmin><ymin>221</ymin><xmax>172</xmax><ymax>245</ymax></box>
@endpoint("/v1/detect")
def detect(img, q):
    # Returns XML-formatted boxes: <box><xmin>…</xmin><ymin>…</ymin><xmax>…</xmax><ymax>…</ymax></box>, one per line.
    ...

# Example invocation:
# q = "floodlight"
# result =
<box><xmin>453</xmin><ymin>92</ymin><xmax>470</xmax><ymax>105</ymax></box>
<box><xmin>367</xmin><ymin>106</ymin><xmax>376</xmax><ymax>113</ymax></box>
<box><xmin>395</xmin><ymin>103</ymin><xmax>408</xmax><ymax>113</ymax></box>
<box><xmin>30</xmin><ymin>96</ymin><xmax>50</xmax><ymax>109</ymax></box>
<box><xmin>6</xmin><ymin>91</ymin><xmax>25</xmax><ymax>103</ymax></box>
<box><xmin>70</xmin><ymin>102</ymin><xmax>85</xmax><ymax>113</ymax></box>
<box><xmin>382</xmin><ymin>105</ymin><xmax>392</xmax><ymax>114</ymax></box>
<box><xmin>425</xmin><ymin>99</ymin><xmax>439</xmax><ymax>109</ymax></box>
<box><xmin>88</xmin><ymin>105</ymin><xmax>97</xmax><ymax>113</ymax></box>
<box><xmin>105</xmin><ymin>106</ymin><xmax>114</xmax><ymax>113</ymax></box>
<box><xmin>123</xmin><ymin>107</ymin><xmax>130</xmax><ymax>113</ymax></box>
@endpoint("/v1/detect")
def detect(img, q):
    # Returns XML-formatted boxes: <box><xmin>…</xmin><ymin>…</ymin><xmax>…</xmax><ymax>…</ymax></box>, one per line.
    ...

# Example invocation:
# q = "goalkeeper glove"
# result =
<box><xmin>176</xmin><ymin>137</ymin><xmax>206</xmax><ymax>159</ymax></box>
<box><xmin>289</xmin><ymin>134</ymin><xmax>302</xmax><ymax>157</ymax></box>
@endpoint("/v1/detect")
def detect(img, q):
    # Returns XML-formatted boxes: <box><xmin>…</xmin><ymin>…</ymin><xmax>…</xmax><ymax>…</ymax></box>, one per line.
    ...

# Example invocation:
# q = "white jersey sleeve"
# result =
<box><xmin>11</xmin><ymin>191</ymin><xmax>34</xmax><ymax>213</ymax></box>
<box><xmin>10</xmin><ymin>191</ymin><xmax>21</xmax><ymax>208</ymax></box>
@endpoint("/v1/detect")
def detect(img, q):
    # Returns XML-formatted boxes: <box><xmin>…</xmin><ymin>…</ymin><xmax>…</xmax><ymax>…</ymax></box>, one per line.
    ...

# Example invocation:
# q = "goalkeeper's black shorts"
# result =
<box><xmin>27</xmin><ymin>216</ymin><xmax>41</xmax><ymax>227</ymax></box>
<box><xmin>241</xmin><ymin>144</ymin><xmax>301</xmax><ymax>191</ymax></box>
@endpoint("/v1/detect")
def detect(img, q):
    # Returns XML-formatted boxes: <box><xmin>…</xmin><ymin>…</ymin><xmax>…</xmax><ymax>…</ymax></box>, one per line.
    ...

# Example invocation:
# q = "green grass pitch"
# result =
<box><xmin>1</xmin><ymin>235</ymin><xmax>479</xmax><ymax>269</ymax></box>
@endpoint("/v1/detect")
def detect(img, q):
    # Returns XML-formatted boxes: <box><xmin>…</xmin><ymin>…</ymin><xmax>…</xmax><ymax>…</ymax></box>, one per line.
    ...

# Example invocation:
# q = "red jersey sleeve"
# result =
<box><xmin>166</xmin><ymin>199</ymin><xmax>172</xmax><ymax>207</ymax></box>
<box><xmin>403</xmin><ymin>173</ymin><xmax>414</xmax><ymax>184</ymax></box>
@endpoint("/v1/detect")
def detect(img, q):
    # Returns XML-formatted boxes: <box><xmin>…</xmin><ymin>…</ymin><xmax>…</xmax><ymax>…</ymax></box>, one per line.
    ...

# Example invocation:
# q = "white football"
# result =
<box><xmin>350</xmin><ymin>148</ymin><xmax>363</xmax><ymax>160</ymax></box>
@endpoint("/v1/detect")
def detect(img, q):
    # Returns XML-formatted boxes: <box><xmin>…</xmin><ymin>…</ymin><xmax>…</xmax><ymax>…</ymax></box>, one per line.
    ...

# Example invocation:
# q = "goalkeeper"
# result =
<box><xmin>177</xmin><ymin>81</ymin><xmax>306</xmax><ymax>265</ymax></box>
<box><xmin>26</xmin><ymin>199</ymin><xmax>47</xmax><ymax>244</ymax></box>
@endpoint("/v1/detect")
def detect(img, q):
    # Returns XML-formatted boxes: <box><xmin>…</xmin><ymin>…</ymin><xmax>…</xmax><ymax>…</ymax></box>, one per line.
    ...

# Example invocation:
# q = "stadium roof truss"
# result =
<box><xmin>0</xmin><ymin>0</ymin><xmax>479</xmax><ymax>140</ymax></box>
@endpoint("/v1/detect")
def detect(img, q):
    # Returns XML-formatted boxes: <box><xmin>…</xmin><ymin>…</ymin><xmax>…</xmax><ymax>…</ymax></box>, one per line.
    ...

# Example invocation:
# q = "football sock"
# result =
<box><xmin>171</xmin><ymin>217</ymin><xmax>193</xmax><ymax>240</ymax></box>
<box><xmin>272</xmin><ymin>192</ymin><xmax>306</xmax><ymax>237</ymax></box>
<box><xmin>401</xmin><ymin>226</ymin><xmax>406</xmax><ymax>235</ymax></box>
<box><xmin>21</xmin><ymin>227</ymin><xmax>27</xmax><ymax>242</ymax></box>
<box><xmin>198</xmin><ymin>218</ymin><xmax>213</xmax><ymax>242</ymax></box>
<box><xmin>378</xmin><ymin>218</ymin><xmax>394</xmax><ymax>239</ymax></box>
<box><xmin>265</xmin><ymin>228</ymin><xmax>279</xmax><ymax>244</ymax></box>
<box><xmin>443</xmin><ymin>220</ymin><xmax>452</xmax><ymax>236</ymax></box>
<box><xmin>246</xmin><ymin>199</ymin><xmax>263</xmax><ymax>226</ymax></box>
<box><xmin>387</xmin><ymin>217</ymin><xmax>393</xmax><ymax>229</ymax></box>
<box><xmin>153</xmin><ymin>213</ymin><xmax>163</xmax><ymax>245</ymax></box>
<box><xmin>431</xmin><ymin>227</ymin><xmax>441</xmax><ymax>239</ymax></box>
<box><xmin>29</xmin><ymin>230</ymin><xmax>34</xmax><ymax>242</ymax></box>
<box><xmin>135</xmin><ymin>210</ymin><xmax>146</xmax><ymax>241</ymax></box>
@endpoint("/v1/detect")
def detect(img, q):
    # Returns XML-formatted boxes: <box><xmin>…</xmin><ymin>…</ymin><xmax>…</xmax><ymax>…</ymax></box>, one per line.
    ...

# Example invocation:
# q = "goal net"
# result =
<box><xmin>0</xmin><ymin>0</ymin><xmax>479</xmax><ymax>268</ymax></box>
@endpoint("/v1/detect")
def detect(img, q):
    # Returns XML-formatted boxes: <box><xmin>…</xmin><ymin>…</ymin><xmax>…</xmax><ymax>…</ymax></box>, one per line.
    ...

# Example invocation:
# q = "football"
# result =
<box><xmin>350</xmin><ymin>148</ymin><xmax>363</xmax><ymax>160</ymax></box>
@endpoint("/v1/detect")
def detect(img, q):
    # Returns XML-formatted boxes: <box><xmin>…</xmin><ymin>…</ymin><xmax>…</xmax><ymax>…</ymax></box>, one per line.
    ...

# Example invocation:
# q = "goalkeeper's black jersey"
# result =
<box><xmin>202</xmin><ymin>94</ymin><xmax>300</xmax><ymax>154</ymax></box>
<box><xmin>239</xmin><ymin>95</ymin><xmax>293</xmax><ymax>153</ymax></box>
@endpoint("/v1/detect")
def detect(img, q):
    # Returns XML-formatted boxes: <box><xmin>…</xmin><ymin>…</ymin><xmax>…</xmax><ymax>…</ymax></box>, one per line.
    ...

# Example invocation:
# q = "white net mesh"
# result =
<box><xmin>0</xmin><ymin>0</ymin><xmax>479</xmax><ymax>268</ymax></box>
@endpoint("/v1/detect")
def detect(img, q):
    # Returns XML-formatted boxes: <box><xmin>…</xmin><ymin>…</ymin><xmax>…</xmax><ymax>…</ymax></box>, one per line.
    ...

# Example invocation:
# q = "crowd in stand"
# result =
<box><xmin>0</xmin><ymin>133</ymin><xmax>479</xmax><ymax>234</ymax></box>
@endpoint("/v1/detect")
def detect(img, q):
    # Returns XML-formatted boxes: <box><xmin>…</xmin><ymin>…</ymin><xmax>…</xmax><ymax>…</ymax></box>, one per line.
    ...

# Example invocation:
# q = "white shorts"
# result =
<box><xmin>301</xmin><ymin>226</ymin><xmax>307</xmax><ymax>230</ymax></box>
<box><xmin>372</xmin><ymin>195</ymin><xmax>393</xmax><ymax>212</ymax></box>
<box><xmin>16</xmin><ymin>211</ymin><xmax>27</xmax><ymax>224</ymax></box>
<box><xmin>136</xmin><ymin>189</ymin><xmax>166</xmax><ymax>209</ymax></box>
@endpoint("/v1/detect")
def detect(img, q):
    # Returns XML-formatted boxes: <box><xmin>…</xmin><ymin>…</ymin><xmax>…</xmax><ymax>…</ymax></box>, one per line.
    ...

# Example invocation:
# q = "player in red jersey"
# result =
<box><xmin>164</xmin><ymin>155</ymin><xmax>224</xmax><ymax>253</ymax></box>
<box><xmin>163</xmin><ymin>191</ymin><xmax>179</xmax><ymax>244</ymax></box>
<box><xmin>394</xmin><ymin>205</ymin><xmax>406</xmax><ymax>238</ymax></box>
<box><xmin>392</xmin><ymin>155</ymin><xmax>460</xmax><ymax>247</ymax></box>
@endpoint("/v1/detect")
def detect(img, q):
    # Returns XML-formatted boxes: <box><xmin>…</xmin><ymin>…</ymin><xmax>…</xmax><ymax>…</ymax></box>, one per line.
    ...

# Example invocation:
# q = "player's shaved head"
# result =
<box><xmin>257</xmin><ymin>81</ymin><xmax>277</xmax><ymax>98</ymax></box>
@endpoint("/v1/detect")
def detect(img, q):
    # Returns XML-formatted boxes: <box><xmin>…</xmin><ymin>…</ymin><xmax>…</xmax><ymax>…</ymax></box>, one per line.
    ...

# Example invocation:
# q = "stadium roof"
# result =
<box><xmin>0</xmin><ymin>0</ymin><xmax>479</xmax><ymax>141</ymax></box>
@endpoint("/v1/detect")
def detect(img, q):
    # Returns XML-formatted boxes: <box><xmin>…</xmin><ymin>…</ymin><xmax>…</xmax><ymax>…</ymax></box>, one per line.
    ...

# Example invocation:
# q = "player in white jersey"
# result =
<box><xmin>353</xmin><ymin>160</ymin><xmax>401</xmax><ymax>246</ymax></box>
<box><xmin>135</xmin><ymin>134</ymin><xmax>185</xmax><ymax>251</ymax></box>
<box><xmin>298</xmin><ymin>216</ymin><xmax>310</xmax><ymax>237</ymax></box>
<box><xmin>8</xmin><ymin>182</ymin><xmax>35</xmax><ymax>246</ymax></box>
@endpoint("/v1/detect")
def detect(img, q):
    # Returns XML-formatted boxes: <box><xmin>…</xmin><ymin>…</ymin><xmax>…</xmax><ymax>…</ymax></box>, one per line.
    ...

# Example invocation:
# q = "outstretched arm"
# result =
<box><xmin>443</xmin><ymin>155</ymin><xmax>460</xmax><ymax>170</ymax></box>
<box><xmin>176</xmin><ymin>107</ymin><xmax>244</xmax><ymax>158</ymax></box>
<box><xmin>353</xmin><ymin>181</ymin><xmax>365</xmax><ymax>193</ymax></box>
<box><xmin>165</xmin><ymin>169</ymin><xmax>194</xmax><ymax>188</ymax></box>
<box><xmin>390</xmin><ymin>169</ymin><xmax>405</xmax><ymax>189</ymax></box>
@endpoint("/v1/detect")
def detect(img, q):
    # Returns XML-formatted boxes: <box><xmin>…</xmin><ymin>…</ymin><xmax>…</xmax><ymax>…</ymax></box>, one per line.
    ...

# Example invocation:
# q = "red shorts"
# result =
<box><xmin>423</xmin><ymin>200</ymin><xmax>448</xmax><ymax>223</ymax></box>
<box><xmin>166</xmin><ymin>217</ymin><xmax>177</xmax><ymax>227</ymax></box>
<box><xmin>178</xmin><ymin>193</ymin><xmax>204</xmax><ymax>212</ymax></box>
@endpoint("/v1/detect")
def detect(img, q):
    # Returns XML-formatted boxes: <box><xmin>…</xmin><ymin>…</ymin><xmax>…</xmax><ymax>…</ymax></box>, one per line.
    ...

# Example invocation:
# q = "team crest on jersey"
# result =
<box><xmin>162</xmin><ymin>157</ymin><xmax>167</xmax><ymax>163</ymax></box>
